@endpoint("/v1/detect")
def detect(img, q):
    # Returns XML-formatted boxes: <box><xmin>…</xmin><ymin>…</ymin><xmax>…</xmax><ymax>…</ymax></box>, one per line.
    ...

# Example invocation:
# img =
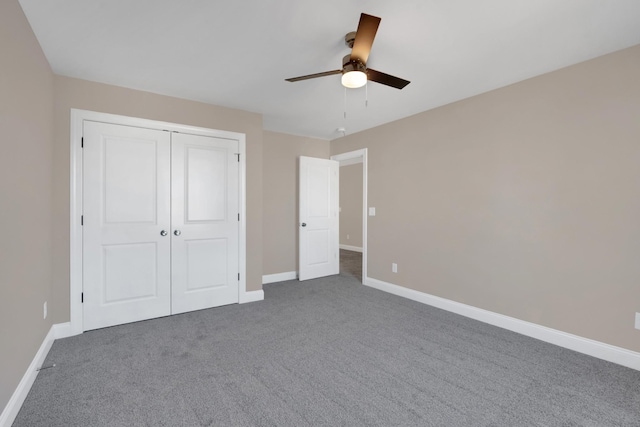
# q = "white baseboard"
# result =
<box><xmin>0</xmin><ymin>322</ymin><xmax>69</xmax><ymax>427</ymax></box>
<box><xmin>240</xmin><ymin>289</ymin><xmax>264</xmax><ymax>304</ymax></box>
<box><xmin>262</xmin><ymin>271</ymin><xmax>297</xmax><ymax>284</ymax></box>
<box><xmin>364</xmin><ymin>277</ymin><xmax>640</xmax><ymax>371</ymax></box>
<box><xmin>52</xmin><ymin>322</ymin><xmax>73</xmax><ymax>339</ymax></box>
<box><xmin>339</xmin><ymin>244</ymin><xmax>363</xmax><ymax>253</ymax></box>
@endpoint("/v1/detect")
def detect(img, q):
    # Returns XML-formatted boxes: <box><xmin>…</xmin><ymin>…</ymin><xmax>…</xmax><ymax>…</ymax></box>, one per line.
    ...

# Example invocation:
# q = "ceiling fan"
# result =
<box><xmin>285</xmin><ymin>13</ymin><xmax>410</xmax><ymax>90</ymax></box>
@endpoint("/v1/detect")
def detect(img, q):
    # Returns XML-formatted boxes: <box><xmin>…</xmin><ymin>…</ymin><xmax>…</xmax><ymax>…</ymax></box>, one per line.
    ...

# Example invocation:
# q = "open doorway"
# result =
<box><xmin>331</xmin><ymin>149</ymin><xmax>368</xmax><ymax>284</ymax></box>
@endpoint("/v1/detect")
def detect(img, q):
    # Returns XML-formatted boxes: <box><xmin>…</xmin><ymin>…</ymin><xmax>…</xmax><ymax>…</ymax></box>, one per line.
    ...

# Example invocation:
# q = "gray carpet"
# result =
<box><xmin>14</xmin><ymin>275</ymin><xmax>640</xmax><ymax>426</ymax></box>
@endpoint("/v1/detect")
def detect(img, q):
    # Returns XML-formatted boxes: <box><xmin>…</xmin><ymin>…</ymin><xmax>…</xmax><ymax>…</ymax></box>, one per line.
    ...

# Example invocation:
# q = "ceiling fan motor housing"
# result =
<box><xmin>342</xmin><ymin>54</ymin><xmax>366</xmax><ymax>75</ymax></box>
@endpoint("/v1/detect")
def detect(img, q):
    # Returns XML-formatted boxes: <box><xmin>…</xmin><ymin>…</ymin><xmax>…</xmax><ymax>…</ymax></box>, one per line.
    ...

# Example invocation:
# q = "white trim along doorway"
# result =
<box><xmin>69</xmin><ymin>109</ymin><xmax>252</xmax><ymax>335</ymax></box>
<box><xmin>331</xmin><ymin>149</ymin><xmax>368</xmax><ymax>283</ymax></box>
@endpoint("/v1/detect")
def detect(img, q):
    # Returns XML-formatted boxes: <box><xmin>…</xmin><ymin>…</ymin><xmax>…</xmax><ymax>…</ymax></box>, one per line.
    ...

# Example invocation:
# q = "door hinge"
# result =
<box><xmin>81</xmin><ymin>292</ymin><xmax>84</xmax><ymax>303</ymax></box>
<box><xmin>237</xmin><ymin>213</ymin><xmax>240</xmax><ymax>221</ymax></box>
<box><xmin>81</xmin><ymin>137</ymin><xmax>84</xmax><ymax>148</ymax></box>
<box><xmin>81</xmin><ymin>215</ymin><xmax>83</xmax><ymax>226</ymax></box>
<box><xmin>238</xmin><ymin>273</ymin><xmax>240</xmax><ymax>281</ymax></box>
<box><xmin>235</xmin><ymin>153</ymin><xmax>240</xmax><ymax>162</ymax></box>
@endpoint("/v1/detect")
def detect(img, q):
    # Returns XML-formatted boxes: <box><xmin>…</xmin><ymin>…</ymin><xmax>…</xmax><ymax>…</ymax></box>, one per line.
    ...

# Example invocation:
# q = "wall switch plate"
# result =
<box><xmin>369</xmin><ymin>207</ymin><xmax>376</xmax><ymax>216</ymax></box>
<box><xmin>43</xmin><ymin>301</ymin><xmax>47</xmax><ymax>320</ymax></box>
<box><xmin>392</xmin><ymin>263</ymin><xmax>398</xmax><ymax>273</ymax></box>
<box><xmin>347</xmin><ymin>234</ymin><xmax>350</xmax><ymax>240</ymax></box>
<box><xmin>635</xmin><ymin>312</ymin><xmax>640</xmax><ymax>330</ymax></box>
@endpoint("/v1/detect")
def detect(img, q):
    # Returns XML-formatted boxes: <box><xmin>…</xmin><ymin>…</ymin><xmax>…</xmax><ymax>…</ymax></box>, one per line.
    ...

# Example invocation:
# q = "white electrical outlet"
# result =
<box><xmin>347</xmin><ymin>234</ymin><xmax>350</xmax><ymax>240</ymax></box>
<box><xmin>635</xmin><ymin>312</ymin><xmax>640</xmax><ymax>330</ymax></box>
<box><xmin>392</xmin><ymin>263</ymin><xmax>398</xmax><ymax>273</ymax></box>
<box><xmin>43</xmin><ymin>301</ymin><xmax>47</xmax><ymax>320</ymax></box>
<box><xmin>369</xmin><ymin>207</ymin><xmax>376</xmax><ymax>216</ymax></box>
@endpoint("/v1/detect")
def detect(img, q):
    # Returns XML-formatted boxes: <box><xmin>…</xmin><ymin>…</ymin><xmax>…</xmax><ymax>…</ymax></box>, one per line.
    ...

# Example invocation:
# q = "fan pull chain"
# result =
<box><xmin>344</xmin><ymin>87</ymin><xmax>347</xmax><ymax>119</ymax></box>
<box><xmin>365</xmin><ymin>81</ymin><xmax>368</xmax><ymax>108</ymax></box>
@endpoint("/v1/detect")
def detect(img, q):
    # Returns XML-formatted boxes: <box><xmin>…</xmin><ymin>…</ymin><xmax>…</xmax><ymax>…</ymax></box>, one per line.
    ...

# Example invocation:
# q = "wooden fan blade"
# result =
<box><xmin>285</xmin><ymin>70</ymin><xmax>342</xmax><ymax>82</ymax></box>
<box><xmin>350</xmin><ymin>13</ymin><xmax>381</xmax><ymax>64</ymax></box>
<box><xmin>367</xmin><ymin>69</ymin><xmax>410</xmax><ymax>89</ymax></box>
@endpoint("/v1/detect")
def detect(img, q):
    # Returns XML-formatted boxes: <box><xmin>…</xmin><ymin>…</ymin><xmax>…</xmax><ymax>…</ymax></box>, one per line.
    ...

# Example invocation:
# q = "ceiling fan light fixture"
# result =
<box><xmin>342</xmin><ymin>70</ymin><xmax>367</xmax><ymax>88</ymax></box>
<box><xmin>341</xmin><ymin>56</ymin><xmax>367</xmax><ymax>88</ymax></box>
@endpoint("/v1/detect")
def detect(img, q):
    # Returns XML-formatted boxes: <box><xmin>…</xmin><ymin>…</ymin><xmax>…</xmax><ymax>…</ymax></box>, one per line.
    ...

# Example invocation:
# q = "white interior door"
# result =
<box><xmin>299</xmin><ymin>156</ymin><xmax>339</xmax><ymax>281</ymax></box>
<box><xmin>83</xmin><ymin>121</ymin><xmax>171</xmax><ymax>331</ymax></box>
<box><xmin>171</xmin><ymin>133</ymin><xmax>240</xmax><ymax>314</ymax></box>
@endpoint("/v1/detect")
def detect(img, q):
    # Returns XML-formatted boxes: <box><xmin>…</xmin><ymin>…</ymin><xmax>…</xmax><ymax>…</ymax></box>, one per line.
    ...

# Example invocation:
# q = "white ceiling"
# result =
<box><xmin>19</xmin><ymin>0</ymin><xmax>640</xmax><ymax>140</ymax></box>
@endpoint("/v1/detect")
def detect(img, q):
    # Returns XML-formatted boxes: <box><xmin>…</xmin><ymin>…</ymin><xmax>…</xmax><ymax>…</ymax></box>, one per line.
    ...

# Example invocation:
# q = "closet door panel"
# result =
<box><xmin>83</xmin><ymin>121</ymin><xmax>171</xmax><ymax>331</ymax></box>
<box><xmin>171</xmin><ymin>133</ymin><xmax>240</xmax><ymax>314</ymax></box>
<box><xmin>186</xmin><ymin>146</ymin><xmax>227</xmax><ymax>222</ymax></box>
<box><xmin>184</xmin><ymin>238</ymin><xmax>227</xmax><ymax>290</ymax></box>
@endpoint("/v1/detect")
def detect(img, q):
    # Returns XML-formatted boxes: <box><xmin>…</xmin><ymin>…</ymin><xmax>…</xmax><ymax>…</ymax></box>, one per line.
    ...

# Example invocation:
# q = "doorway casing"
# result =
<box><xmin>331</xmin><ymin>149</ymin><xmax>368</xmax><ymax>283</ymax></box>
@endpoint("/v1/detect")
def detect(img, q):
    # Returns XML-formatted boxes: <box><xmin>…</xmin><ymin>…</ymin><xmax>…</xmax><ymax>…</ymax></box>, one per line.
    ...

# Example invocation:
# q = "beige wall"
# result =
<box><xmin>51</xmin><ymin>76</ymin><xmax>264</xmax><ymax>323</ymax></box>
<box><xmin>331</xmin><ymin>45</ymin><xmax>640</xmax><ymax>353</ymax></box>
<box><xmin>339</xmin><ymin>163</ymin><xmax>363</xmax><ymax>248</ymax></box>
<box><xmin>0</xmin><ymin>0</ymin><xmax>54</xmax><ymax>412</ymax></box>
<box><xmin>262</xmin><ymin>131</ymin><xmax>330</xmax><ymax>275</ymax></box>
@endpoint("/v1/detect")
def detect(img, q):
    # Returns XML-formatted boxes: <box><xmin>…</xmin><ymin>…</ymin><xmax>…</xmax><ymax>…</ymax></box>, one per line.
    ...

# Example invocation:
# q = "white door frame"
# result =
<box><xmin>331</xmin><ymin>149</ymin><xmax>368</xmax><ymax>283</ymax></box>
<box><xmin>69</xmin><ymin>109</ymin><xmax>248</xmax><ymax>335</ymax></box>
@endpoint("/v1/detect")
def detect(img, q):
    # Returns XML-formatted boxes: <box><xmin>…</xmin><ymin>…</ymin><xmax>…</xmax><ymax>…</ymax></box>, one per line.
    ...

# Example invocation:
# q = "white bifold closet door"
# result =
<box><xmin>82</xmin><ymin>121</ymin><xmax>239</xmax><ymax>331</ymax></box>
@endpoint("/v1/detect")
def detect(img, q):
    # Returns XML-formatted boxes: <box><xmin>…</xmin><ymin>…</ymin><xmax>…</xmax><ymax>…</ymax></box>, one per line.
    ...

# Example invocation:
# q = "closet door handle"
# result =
<box><xmin>174</xmin><ymin>230</ymin><xmax>181</xmax><ymax>236</ymax></box>
<box><xmin>160</xmin><ymin>230</ymin><xmax>168</xmax><ymax>236</ymax></box>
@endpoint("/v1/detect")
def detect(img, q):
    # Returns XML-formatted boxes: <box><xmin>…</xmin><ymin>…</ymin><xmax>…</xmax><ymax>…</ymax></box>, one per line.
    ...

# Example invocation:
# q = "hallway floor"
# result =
<box><xmin>340</xmin><ymin>249</ymin><xmax>362</xmax><ymax>282</ymax></box>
